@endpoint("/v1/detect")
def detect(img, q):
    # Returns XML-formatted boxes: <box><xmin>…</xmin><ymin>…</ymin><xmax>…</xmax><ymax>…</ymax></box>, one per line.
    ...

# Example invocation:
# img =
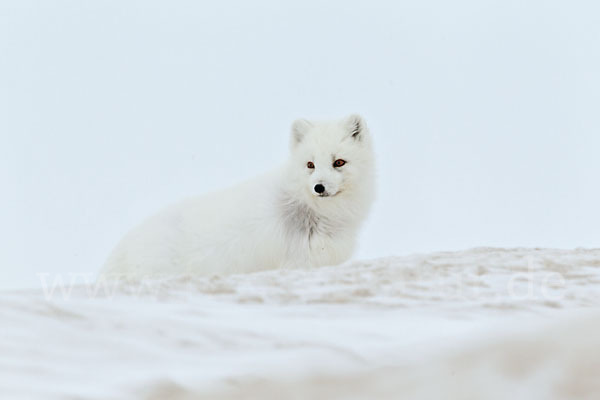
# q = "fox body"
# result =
<box><xmin>101</xmin><ymin>114</ymin><xmax>375</xmax><ymax>278</ymax></box>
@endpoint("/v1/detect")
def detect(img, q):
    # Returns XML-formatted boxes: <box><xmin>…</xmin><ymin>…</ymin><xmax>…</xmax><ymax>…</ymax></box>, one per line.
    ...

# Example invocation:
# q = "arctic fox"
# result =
<box><xmin>100</xmin><ymin>114</ymin><xmax>375</xmax><ymax>279</ymax></box>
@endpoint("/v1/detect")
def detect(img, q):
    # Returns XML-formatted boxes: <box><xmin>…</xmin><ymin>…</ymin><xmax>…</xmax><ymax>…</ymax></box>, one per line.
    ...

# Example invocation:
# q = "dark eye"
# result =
<box><xmin>307</xmin><ymin>161</ymin><xmax>315</xmax><ymax>169</ymax></box>
<box><xmin>333</xmin><ymin>159</ymin><xmax>346</xmax><ymax>168</ymax></box>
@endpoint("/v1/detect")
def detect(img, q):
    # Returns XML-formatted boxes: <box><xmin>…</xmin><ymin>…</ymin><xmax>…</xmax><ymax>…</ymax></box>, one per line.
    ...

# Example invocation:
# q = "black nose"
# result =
<box><xmin>314</xmin><ymin>184</ymin><xmax>325</xmax><ymax>194</ymax></box>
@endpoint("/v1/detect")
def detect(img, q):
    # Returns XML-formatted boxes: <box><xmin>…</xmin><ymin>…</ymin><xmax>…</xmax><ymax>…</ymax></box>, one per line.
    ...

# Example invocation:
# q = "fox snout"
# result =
<box><xmin>313</xmin><ymin>183</ymin><xmax>338</xmax><ymax>197</ymax></box>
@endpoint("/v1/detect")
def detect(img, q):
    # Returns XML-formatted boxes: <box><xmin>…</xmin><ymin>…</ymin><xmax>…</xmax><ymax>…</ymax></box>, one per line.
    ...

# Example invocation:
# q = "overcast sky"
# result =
<box><xmin>1</xmin><ymin>0</ymin><xmax>599</xmax><ymax>289</ymax></box>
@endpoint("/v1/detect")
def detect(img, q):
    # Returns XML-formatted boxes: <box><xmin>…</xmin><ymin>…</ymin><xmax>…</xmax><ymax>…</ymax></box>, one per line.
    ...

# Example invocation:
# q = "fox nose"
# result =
<box><xmin>314</xmin><ymin>184</ymin><xmax>325</xmax><ymax>194</ymax></box>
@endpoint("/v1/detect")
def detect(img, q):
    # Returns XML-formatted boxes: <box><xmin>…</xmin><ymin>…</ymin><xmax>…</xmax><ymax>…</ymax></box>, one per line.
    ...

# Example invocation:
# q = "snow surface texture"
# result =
<box><xmin>2</xmin><ymin>248</ymin><xmax>600</xmax><ymax>399</ymax></box>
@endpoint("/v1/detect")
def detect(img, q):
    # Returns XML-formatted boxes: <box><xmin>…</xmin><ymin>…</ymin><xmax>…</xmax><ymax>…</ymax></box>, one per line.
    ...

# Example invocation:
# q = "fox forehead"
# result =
<box><xmin>294</xmin><ymin>123</ymin><xmax>357</xmax><ymax>159</ymax></box>
<box><xmin>290</xmin><ymin>114</ymin><xmax>369</xmax><ymax>167</ymax></box>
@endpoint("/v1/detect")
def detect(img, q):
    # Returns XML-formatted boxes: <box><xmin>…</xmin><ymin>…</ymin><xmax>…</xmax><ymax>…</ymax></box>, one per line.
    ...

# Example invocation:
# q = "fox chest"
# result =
<box><xmin>280</xmin><ymin>205</ymin><xmax>354</xmax><ymax>268</ymax></box>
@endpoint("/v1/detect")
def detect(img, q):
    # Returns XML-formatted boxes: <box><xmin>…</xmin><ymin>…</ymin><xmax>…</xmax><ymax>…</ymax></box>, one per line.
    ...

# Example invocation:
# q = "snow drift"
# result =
<box><xmin>1</xmin><ymin>248</ymin><xmax>599</xmax><ymax>399</ymax></box>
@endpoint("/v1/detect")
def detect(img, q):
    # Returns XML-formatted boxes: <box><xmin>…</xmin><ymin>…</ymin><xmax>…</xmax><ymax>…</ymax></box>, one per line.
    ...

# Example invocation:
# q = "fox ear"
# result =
<box><xmin>345</xmin><ymin>114</ymin><xmax>366</xmax><ymax>141</ymax></box>
<box><xmin>291</xmin><ymin>118</ymin><xmax>312</xmax><ymax>147</ymax></box>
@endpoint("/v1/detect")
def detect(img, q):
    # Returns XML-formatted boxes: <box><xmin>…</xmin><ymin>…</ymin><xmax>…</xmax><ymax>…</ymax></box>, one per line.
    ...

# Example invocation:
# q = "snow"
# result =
<box><xmin>1</xmin><ymin>248</ymin><xmax>599</xmax><ymax>399</ymax></box>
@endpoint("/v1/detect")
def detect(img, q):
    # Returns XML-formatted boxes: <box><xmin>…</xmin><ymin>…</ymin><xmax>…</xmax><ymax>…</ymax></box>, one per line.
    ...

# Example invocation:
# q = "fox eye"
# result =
<box><xmin>307</xmin><ymin>161</ymin><xmax>315</xmax><ymax>169</ymax></box>
<box><xmin>333</xmin><ymin>159</ymin><xmax>346</xmax><ymax>168</ymax></box>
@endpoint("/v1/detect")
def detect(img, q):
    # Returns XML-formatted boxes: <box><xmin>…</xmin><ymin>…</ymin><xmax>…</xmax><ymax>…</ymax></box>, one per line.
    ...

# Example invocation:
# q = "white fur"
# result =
<box><xmin>100</xmin><ymin>114</ymin><xmax>375</xmax><ymax>279</ymax></box>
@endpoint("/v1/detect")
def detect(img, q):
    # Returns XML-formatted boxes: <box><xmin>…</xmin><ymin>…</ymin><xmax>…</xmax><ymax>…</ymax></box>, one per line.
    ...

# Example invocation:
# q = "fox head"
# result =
<box><xmin>287</xmin><ymin>114</ymin><xmax>375</xmax><ymax>208</ymax></box>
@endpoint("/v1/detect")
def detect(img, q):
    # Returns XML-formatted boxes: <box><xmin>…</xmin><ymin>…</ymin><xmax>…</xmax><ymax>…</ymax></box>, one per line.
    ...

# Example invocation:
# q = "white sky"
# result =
<box><xmin>1</xmin><ymin>0</ymin><xmax>599</xmax><ymax>290</ymax></box>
